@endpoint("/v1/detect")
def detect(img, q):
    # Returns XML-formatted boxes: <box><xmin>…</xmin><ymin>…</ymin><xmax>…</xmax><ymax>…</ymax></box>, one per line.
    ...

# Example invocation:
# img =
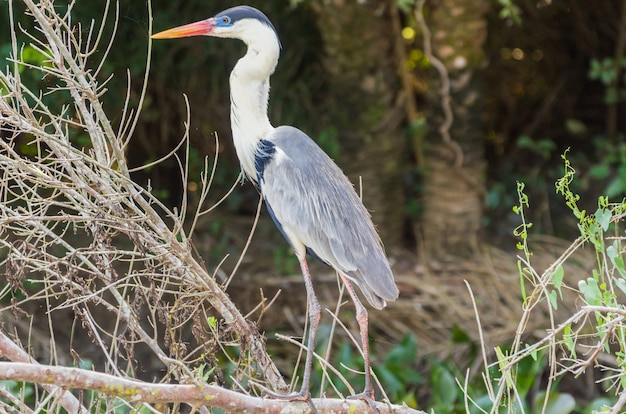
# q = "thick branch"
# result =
<box><xmin>0</xmin><ymin>332</ymin><xmax>87</xmax><ymax>414</ymax></box>
<box><xmin>0</xmin><ymin>362</ymin><xmax>424</xmax><ymax>414</ymax></box>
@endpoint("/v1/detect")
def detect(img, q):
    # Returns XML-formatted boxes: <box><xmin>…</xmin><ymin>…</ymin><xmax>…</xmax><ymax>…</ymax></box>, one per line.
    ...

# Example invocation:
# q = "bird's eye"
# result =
<box><xmin>220</xmin><ymin>16</ymin><xmax>231</xmax><ymax>25</ymax></box>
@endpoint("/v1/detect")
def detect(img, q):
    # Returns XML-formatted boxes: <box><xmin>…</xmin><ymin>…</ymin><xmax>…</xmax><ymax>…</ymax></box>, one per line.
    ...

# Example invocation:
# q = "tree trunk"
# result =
<box><xmin>314</xmin><ymin>0</ymin><xmax>406</xmax><ymax>250</ymax></box>
<box><xmin>420</xmin><ymin>0</ymin><xmax>489</xmax><ymax>260</ymax></box>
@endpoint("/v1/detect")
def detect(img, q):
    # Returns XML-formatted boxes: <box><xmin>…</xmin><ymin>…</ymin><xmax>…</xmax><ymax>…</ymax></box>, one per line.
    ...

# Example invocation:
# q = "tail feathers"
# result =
<box><xmin>346</xmin><ymin>266</ymin><xmax>399</xmax><ymax>310</ymax></box>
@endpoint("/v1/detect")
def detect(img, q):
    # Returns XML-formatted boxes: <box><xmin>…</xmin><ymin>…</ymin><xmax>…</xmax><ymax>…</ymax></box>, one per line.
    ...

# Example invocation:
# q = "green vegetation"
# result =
<box><xmin>2</xmin><ymin>0</ymin><xmax>626</xmax><ymax>412</ymax></box>
<box><xmin>480</xmin><ymin>152</ymin><xmax>625</xmax><ymax>412</ymax></box>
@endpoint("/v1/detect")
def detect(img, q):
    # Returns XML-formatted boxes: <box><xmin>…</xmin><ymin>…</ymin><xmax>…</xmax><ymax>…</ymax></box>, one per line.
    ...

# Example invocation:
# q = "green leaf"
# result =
<box><xmin>548</xmin><ymin>290</ymin><xmax>558</xmax><ymax>310</ymax></box>
<box><xmin>616</xmin><ymin>279</ymin><xmax>626</xmax><ymax>296</ymax></box>
<box><xmin>207</xmin><ymin>316</ymin><xmax>218</xmax><ymax>330</ymax></box>
<box><xmin>551</xmin><ymin>265</ymin><xmax>564</xmax><ymax>298</ymax></box>
<box><xmin>515</xmin><ymin>354</ymin><xmax>546</xmax><ymax>397</ymax></box>
<box><xmin>430</xmin><ymin>364</ymin><xmax>458</xmax><ymax>408</ymax></box>
<box><xmin>450</xmin><ymin>324</ymin><xmax>472</xmax><ymax>344</ymax></box>
<box><xmin>395</xmin><ymin>0</ymin><xmax>417</xmax><ymax>13</ymax></box>
<box><xmin>469</xmin><ymin>394</ymin><xmax>494</xmax><ymax>414</ymax></box>
<box><xmin>533</xmin><ymin>392</ymin><xmax>576</xmax><ymax>414</ymax></box>
<box><xmin>374</xmin><ymin>365</ymin><xmax>404</xmax><ymax>396</ymax></box>
<box><xmin>517</xmin><ymin>135</ymin><xmax>534</xmax><ymax>149</ymax></box>
<box><xmin>563</xmin><ymin>324</ymin><xmax>576</xmax><ymax>356</ymax></box>
<box><xmin>595</xmin><ymin>208</ymin><xmax>612</xmax><ymax>231</ymax></box>
<box><xmin>564</xmin><ymin>118</ymin><xmax>588</xmax><ymax>136</ymax></box>
<box><xmin>525</xmin><ymin>343</ymin><xmax>538</xmax><ymax>361</ymax></box>
<box><xmin>579</xmin><ymin>278</ymin><xmax>602</xmax><ymax>306</ymax></box>
<box><xmin>614</xmin><ymin>256</ymin><xmax>626</xmax><ymax>278</ymax></box>
<box><xmin>605</xmin><ymin>177</ymin><xmax>626</xmax><ymax>198</ymax></box>
<box><xmin>607</xmin><ymin>241</ymin><xmax>626</xmax><ymax>278</ymax></box>
<box><xmin>581</xmin><ymin>397</ymin><xmax>614</xmax><ymax>414</ymax></box>
<box><xmin>384</xmin><ymin>334</ymin><xmax>417</xmax><ymax>366</ymax></box>
<box><xmin>589</xmin><ymin>163</ymin><xmax>610</xmax><ymax>179</ymax></box>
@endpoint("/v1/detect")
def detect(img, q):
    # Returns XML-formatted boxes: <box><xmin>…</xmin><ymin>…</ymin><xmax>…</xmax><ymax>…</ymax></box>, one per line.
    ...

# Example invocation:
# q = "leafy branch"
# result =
<box><xmin>479</xmin><ymin>151</ymin><xmax>626</xmax><ymax>413</ymax></box>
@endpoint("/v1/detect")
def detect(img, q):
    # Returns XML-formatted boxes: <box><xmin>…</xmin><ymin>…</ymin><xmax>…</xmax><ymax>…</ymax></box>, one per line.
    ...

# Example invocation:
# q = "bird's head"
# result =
<box><xmin>151</xmin><ymin>5</ymin><xmax>280</xmax><ymax>49</ymax></box>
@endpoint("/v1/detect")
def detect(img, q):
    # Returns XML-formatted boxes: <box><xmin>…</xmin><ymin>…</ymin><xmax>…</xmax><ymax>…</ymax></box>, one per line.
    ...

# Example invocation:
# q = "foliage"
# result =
<box><xmin>396</xmin><ymin>0</ymin><xmax>418</xmax><ymax>14</ymax></box>
<box><xmin>589</xmin><ymin>57</ymin><xmax>626</xmax><ymax>105</ymax></box>
<box><xmin>585</xmin><ymin>135</ymin><xmax>626</xmax><ymax>199</ymax></box>
<box><xmin>516</xmin><ymin>136</ymin><xmax>557</xmax><ymax>161</ymax></box>
<box><xmin>312</xmin><ymin>148</ymin><xmax>623</xmax><ymax>412</ymax></box>
<box><xmin>496</xmin><ymin>0</ymin><xmax>522</xmax><ymax>25</ymax></box>
<box><xmin>297</xmin><ymin>320</ymin><xmax>612</xmax><ymax>413</ymax></box>
<box><xmin>306</xmin><ymin>330</ymin><xmax>422</xmax><ymax>406</ymax></box>
<box><xmin>478</xmin><ymin>151</ymin><xmax>626</xmax><ymax>412</ymax></box>
<box><xmin>273</xmin><ymin>245</ymin><xmax>300</xmax><ymax>274</ymax></box>
<box><xmin>482</xmin><ymin>0</ymin><xmax>625</xmax><ymax>241</ymax></box>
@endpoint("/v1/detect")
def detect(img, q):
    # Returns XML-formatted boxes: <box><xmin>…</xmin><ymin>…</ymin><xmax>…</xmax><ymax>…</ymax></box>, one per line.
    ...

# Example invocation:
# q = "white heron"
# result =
<box><xmin>152</xmin><ymin>5</ymin><xmax>399</xmax><ymax>409</ymax></box>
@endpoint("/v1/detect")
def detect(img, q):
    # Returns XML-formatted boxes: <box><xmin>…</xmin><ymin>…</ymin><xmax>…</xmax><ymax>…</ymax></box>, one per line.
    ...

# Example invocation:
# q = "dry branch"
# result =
<box><xmin>0</xmin><ymin>362</ymin><xmax>423</xmax><ymax>414</ymax></box>
<box><xmin>0</xmin><ymin>0</ymin><xmax>293</xmax><ymax>411</ymax></box>
<box><xmin>0</xmin><ymin>331</ymin><xmax>86</xmax><ymax>413</ymax></box>
<box><xmin>0</xmin><ymin>0</ymin><xmax>284</xmax><ymax>389</ymax></box>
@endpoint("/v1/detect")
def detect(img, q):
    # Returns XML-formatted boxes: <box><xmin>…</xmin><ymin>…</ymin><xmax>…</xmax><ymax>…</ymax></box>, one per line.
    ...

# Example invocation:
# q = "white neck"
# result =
<box><xmin>228</xmin><ymin>23</ymin><xmax>280</xmax><ymax>180</ymax></box>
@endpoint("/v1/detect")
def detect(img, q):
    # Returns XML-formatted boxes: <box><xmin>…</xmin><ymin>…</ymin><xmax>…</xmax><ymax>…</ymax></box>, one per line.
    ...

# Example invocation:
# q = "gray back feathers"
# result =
<box><xmin>258</xmin><ymin>126</ymin><xmax>399</xmax><ymax>309</ymax></box>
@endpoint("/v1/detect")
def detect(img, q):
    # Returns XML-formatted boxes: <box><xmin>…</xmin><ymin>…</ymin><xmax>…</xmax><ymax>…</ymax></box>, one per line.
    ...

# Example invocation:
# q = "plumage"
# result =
<box><xmin>257</xmin><ymin>126</ymin><xmax>398</xmax><ymax>309</ymax></box>
<box><xmin>152</xmin><ymin>6</ymin><xmax>398</xmax><ymax>409</ymax></box>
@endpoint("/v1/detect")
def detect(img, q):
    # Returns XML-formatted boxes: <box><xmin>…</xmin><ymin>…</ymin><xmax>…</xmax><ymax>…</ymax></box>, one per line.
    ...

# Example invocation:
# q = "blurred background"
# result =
<box><xmin>2</xmin><ymin>0</ymin><xmax>623</xmax><ymax>411</ymax></box>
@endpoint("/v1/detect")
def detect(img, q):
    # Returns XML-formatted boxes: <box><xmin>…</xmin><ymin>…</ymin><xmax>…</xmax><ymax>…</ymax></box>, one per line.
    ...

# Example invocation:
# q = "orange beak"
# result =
<box><xmin>151</xmin><ymin>18</ymin><xmax>216</xmax><ymax>39</ymax></box>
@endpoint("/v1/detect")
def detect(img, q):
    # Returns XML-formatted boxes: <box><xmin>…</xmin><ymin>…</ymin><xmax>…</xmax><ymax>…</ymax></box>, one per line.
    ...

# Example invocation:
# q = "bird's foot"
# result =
<box><xmin>262</xmin><ymin>388</ymin><xmax>318</xmax><ymax>414</ymax></box>
<box><xmin>347</xmin><ymin>390</ymin><xmax>380</xmax><ymax>413</ymax></box>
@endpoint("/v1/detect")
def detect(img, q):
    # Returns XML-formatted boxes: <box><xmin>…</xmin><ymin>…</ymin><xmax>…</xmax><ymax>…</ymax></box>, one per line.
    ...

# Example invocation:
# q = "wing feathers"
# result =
<box><xmin>258</xmin><ymin>126</ymin><xmax>399</xmax><ymax>308</ymax></box>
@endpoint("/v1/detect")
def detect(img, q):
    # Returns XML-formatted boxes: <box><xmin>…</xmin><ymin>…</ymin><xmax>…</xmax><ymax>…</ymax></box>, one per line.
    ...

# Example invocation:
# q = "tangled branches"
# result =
<box><xmin>0</xmin><ymin>1</ymin><xmax>421</xmax><ymax>413</ymax></box>
<box><xmin>0</xmin><ymin>0</ymin><xmax>289</xmax><ymax>412</ymax></box>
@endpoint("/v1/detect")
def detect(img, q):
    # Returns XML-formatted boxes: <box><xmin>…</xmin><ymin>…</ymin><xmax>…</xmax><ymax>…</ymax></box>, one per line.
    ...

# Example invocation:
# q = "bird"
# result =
<box><xmin>152</xmin><ymin>5</ymin><xmax>399</xmax><ymax>409</ymax></box>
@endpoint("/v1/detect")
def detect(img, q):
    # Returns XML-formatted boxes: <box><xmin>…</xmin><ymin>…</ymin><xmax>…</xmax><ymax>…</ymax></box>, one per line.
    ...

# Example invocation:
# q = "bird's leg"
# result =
<box><xmin>339</xmin><ymin>273</ymin><xmax>379</xmax><ymax>410</ymax></box>
<box><xmin>296</xmin><ymin>256</ymin><xmax>321</xmax><ymax>398</ymax></box>
<box><xmin>263</xmin><ymin>256</ymin><xmax>320</xmax><ymax>413</ymax></box>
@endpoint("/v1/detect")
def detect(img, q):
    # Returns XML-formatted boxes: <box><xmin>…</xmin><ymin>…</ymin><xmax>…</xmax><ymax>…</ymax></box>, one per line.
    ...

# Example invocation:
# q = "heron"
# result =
<box><xmin>152</xmin><ymin>5</ymin><xmax>399</xmax><ymax>408</ymax></box>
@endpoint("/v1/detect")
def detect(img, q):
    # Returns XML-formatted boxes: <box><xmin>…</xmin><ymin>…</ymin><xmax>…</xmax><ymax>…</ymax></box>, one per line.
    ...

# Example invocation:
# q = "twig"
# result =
<box><xmin>464</xmin><ymin>280</ymin><xmax>494</xmax><ymax>400</ymax></box>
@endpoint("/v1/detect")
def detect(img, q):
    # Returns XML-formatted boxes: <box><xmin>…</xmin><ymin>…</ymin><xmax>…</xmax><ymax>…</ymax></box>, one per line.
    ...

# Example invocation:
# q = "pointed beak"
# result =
<box><xmin>151</xmin><ymin>18</ymin><xmax>216</xmax><ymax>39</ymax></box>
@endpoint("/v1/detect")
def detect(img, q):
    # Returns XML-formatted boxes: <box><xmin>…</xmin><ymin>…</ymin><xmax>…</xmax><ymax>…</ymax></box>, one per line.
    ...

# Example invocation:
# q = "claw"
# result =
<box><xmin>262</xmin><ymin>388</ymin><xmax>319</xmax><ymax>414</ymax></box>
<box><xmin>347</xmin><ymin>391</ymin><xmax>380</xmax><ymax>413</ymax></box>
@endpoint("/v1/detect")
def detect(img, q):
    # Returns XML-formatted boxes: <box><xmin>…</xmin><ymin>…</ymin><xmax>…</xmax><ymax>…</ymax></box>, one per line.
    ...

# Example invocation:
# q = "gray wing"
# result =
<box><xmin>257</xmin><ymin>125</ymin><xmax>399</xmax><ymax>309</ymax></box>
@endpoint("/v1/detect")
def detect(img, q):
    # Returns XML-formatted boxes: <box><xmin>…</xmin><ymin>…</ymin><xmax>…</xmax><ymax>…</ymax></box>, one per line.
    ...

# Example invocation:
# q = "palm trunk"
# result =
<box><xmin>420</xmin><ymin>0</ymin><xmax>489</xmax><ymax>260</ymax></box>
<box><xmin>314</xmin><ymin>0</ymin><xmax>406</xmax><ymax>250</ymax></box>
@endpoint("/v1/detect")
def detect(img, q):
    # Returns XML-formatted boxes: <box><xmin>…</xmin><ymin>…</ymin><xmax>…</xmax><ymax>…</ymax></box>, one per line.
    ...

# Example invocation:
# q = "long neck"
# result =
<box><xmin>229</xmin><ymin>39</ymin><xmax>279</xmax><ymax>181</ymax></box>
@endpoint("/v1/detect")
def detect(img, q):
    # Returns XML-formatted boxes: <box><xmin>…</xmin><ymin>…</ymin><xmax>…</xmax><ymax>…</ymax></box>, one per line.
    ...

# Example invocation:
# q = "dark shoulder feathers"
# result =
<box><xmin>254</xmin><ymin>139</ymin><xmax>276</xmax><ymax>185</ymax></box>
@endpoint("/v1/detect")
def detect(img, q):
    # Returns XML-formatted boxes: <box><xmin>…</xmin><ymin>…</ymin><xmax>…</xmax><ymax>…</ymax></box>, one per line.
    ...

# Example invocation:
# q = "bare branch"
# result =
<box><xmin>0</xmin><ymin>331</ymin><xmax>86</xmax><ymax>413</ymax></box>
<box><xmin>2</xmin><ymin>1</ymin><xmax>288</xmax><ymax>411</ymax></box>
<box><xmin>0</xmin><ymin>362</ymin><xmax>422</xmax><ymax>414</ymax></box>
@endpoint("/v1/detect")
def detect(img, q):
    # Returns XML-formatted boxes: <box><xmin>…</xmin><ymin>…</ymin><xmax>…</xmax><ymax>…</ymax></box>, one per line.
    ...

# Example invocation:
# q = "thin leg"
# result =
<box><xmin>263</xmin><ymin>257</ymin><xmax>320</xmax><ymax>413</ymax></box>
<box><xmin>339</xmin><ymin>272</ymin><xmax>378</xmax><ymax>409</ymax></box>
